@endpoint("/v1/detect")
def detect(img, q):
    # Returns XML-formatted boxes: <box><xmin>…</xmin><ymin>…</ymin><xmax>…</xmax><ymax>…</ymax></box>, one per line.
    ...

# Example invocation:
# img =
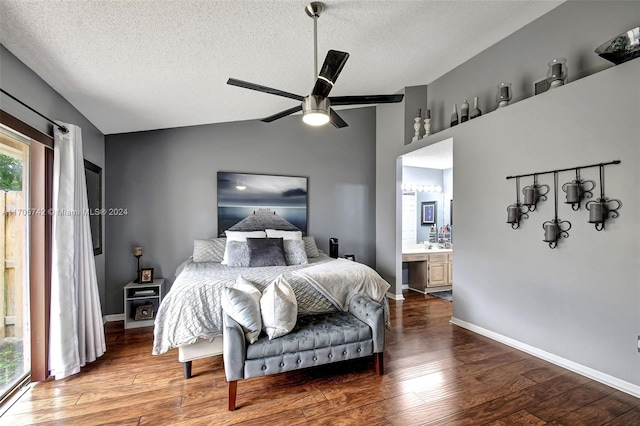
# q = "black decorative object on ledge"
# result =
<box><xmin>595</xmin><ymin>26</ymin><xmax>640</xmax><ymax>65</ymax></box>
<box><xmin>541</xmin><ymin>172</ymin><xmax>571</xmax><ymax>249</ymax></box>
<box><xmin>586</xmin><ymin>164</ymin><xmax>622</xmax><ymax>231</ymax></box>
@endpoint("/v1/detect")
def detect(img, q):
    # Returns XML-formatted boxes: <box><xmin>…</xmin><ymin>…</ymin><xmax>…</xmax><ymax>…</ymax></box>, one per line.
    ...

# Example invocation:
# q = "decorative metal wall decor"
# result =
<box><xmin>562</xmin><ymin>168</ymin><xmax>595</xmax><ymax>210</ymax></box>
<box><xmin>585</xmin><ymin>164</ymin><xmax>622</xmax><ymax>231</ymax></box>
<box><xmin>506</xmin><ymin>177</ymin><xmax>529</xmax><ymax>229</ymax></box>
<box><xmin>522</xmin><ymin>174</ymin><xmax>549</xmax><ymax>212</ymax></box>
<box><xmin>541</xmin><ymin>172</ymin><xmax>571</xmax><ymax>249</ymax></box>
<box><xmin>506</xmin><ymin>160</ymin><xmax>621</xmax><ymax>249</ymax></box>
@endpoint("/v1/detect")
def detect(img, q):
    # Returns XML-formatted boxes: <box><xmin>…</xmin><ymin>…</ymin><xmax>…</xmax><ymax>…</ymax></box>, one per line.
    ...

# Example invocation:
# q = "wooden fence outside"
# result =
<box><xmin>0</xmin><ymin>191</ymin><xmax>25</xmax><ymax>339</ymax></box>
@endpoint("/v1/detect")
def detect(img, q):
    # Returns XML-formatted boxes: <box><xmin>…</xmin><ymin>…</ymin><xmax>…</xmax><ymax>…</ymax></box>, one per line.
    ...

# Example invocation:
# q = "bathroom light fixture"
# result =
<box><xmin>585</xmin><ymin>164</ymin><xmax>621</xmax><ymax>231</ymax></box>
<box><xmin>506</xmin><ymin>177</ymin><xmax>529</xmax><ymax>229</ymax></box>
<box><xmin>542</xmin><ymin>172</ymin><xmax>571</xmax><ymax>249</ymax></box>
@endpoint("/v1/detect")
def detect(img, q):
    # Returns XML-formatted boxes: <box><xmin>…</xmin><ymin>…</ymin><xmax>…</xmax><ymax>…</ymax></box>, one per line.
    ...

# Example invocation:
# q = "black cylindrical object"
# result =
<box><xmin>329</xmin><ymin>238</ymin><xmax>339</xmax><ymax>258</ymax></box>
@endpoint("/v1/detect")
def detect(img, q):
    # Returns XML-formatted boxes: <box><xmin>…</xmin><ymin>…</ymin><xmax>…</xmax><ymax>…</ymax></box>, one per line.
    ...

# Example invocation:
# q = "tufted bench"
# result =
<box><xmin>223</xmin><ymin>293</ymin><xmax>385</xmax><ymax>410</ymax></box>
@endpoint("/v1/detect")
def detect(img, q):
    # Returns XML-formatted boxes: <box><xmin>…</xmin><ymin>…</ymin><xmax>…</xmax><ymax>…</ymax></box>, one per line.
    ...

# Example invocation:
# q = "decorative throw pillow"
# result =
<box><xmin>247</xmin><ymin>237</ymin><xmax>287</xmax><ymax>267</ymax></box>
<box><xmin>220</xmin><ymin>277</ymin><xmax>262</xmax><ymax>343</ymax></box>
<box><xmin>283</xmin><ymin>240</ymin><xmax>308</xmax><ymax>265</ymax></box>
<box><xmin>302</xmin><ymin>236</ymin><xmax>320</xmax><ymax>258</ymax></box>
<box><xmin>192</xmin><ymin>238</ymin><xmax>226</xmax><ymax>263</ymax></box>
<box><xmin>225</xmin><ymin>241</ymin><xmax>251</xmax><ymax>267</ymax></box>
<box><xmin>222</xmin><ymin>230</ymin><xmax>267</xmax><ymax>264</ymax></box>
<box><xmin>260</xmin><ymin>275</ymin><xmax>297</xmax><ymax>339</ymax></box>
<box><xmin>265</xmin><ymin>229</ymin><xmax>303</xmax><ymax>240</ymax></box>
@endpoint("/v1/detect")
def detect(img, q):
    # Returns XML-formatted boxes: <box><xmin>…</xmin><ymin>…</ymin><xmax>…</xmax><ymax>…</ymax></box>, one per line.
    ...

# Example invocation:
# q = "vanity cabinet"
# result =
<box><xmin>403</xmin><ymin>251</ymin><xmax>453</xmax><ymax>293</ymax></box>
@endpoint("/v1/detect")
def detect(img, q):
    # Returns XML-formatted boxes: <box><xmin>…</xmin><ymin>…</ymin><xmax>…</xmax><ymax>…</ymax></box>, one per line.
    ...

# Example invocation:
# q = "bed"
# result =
<box><xmin>152</xmin><ymin>235</ymin><xmax>391</xmax><ymax>377</ymax></box>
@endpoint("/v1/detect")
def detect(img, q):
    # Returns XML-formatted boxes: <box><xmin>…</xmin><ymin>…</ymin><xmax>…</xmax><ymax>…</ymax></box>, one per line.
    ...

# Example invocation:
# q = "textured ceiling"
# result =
<box><xmin>0</xmin><ymin>1</ymin><xmax>562</xmax><ymax>135</ymax></box>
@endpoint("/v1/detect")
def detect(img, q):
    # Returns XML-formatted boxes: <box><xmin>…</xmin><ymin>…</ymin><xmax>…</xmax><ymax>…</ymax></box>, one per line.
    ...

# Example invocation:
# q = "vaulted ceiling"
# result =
<box><xmin>0</xmin><ymin>1</ymin><xmax>562</xmax><ymax>135</ymax></box>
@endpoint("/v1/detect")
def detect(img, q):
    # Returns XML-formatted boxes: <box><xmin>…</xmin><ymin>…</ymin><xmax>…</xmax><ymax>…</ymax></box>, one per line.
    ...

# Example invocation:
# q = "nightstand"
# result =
<box><xmin>123</xmin><ymin>278</ymin><xmax>165</xmax><ymax>329</ymax></box>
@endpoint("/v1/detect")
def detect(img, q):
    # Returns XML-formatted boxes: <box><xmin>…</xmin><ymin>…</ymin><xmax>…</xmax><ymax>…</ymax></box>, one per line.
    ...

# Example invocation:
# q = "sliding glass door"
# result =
<box><xmin>0</xmin><ymin>126</ymin><xmax>30</xmax><ymax>403</ymax></box>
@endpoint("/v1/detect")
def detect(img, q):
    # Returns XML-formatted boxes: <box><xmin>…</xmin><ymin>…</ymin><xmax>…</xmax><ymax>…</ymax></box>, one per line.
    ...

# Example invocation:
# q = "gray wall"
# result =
<box><xmin>105</xmin><ymin>107</ymin><xmax>377</xmax><ymax>315</ymax></box>
<box><xmin>425</xmin><ymin>1</ymin><xmax>639</xmax><ymax>134</ymax></box>
<box><xmin>0</xmin><ymin>45</ymin><xmax>107</xmax><ymax>309</ymax></box>
<box><xmin>375</xmin><ymin>0</ymin><xmax>640</xmax><ymax>388</ymax></box>
<box><xmin>451</xmin><ymin>59</ymin><xmax>640</xmax><ymax>388</ymax></box>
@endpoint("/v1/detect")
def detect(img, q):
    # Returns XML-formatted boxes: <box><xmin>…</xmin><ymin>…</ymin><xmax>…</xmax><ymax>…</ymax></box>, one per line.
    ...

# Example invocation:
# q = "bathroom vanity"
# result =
<box><xmin>402</xmin><ymin>246</ymin><xmax>453</xmax><ymax>293</ymax></box>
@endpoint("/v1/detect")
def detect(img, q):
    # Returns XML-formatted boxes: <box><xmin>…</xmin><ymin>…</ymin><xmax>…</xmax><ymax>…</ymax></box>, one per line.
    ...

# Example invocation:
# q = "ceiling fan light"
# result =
<box><xmin>302</xmin><ymin>95</ymin><xmax>330</xmax><ymax>126</ymax></box>
<box><xmin>303</xmin><ymin>111</ymin><xmax>330</xmax><ymax>126</ymax></box>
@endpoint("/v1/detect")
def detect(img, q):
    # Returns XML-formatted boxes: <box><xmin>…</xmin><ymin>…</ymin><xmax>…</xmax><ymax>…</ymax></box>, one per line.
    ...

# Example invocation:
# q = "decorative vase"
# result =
<box><xmin>496</xmin><ymin>82</ymin><xmax>512</xmax><ymax>108</ymax></box>
<box><xmin>460</xmin><ymin>100</ymin><xmax>469</xmax><ymax>123</ymax></box>
<box><xmin>470</xmin><ymin>96</ymin><xmax>482</xmax><ymax>119</ymax></box>
<box><xmin>411</xmin><ymin>116</ymin><xmax>422</xmax><ymax>142</ymax></box>
<box><xmin>547</xmin><ymin>58</ymin><xmax>567</xmax><ymax>89</ymax></box>
<box><xmin>423</xmin><ymin>109</ymin><xmax>431</xmax><ymax>137</ymax></box>
<box><xmin>450</xmin><ymin>104</ymin><xmax>459</xmax><ymax>127</ymax></box>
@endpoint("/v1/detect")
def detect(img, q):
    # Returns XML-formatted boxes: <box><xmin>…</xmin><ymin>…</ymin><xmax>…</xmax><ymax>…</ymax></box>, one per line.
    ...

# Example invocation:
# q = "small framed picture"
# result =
<box><xmin>421</xmin><ymin>201</ymin><xmax>437</xmax><ymax>225</ymax></box>
<box><xmin>140</xmin><ymin>268</ymin><xmax>154</xmax><ymax>283</ymax></box>
<box><xmin>344</xmin><ymin>254</ymin><xmax>356</xmax><ymax>261</ymax></box>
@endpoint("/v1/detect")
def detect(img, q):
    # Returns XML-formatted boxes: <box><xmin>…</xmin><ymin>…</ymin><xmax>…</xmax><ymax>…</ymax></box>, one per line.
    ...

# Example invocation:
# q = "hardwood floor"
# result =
<box><xmin>3</xmin><ymin>291</ymin><xmax>639</xmax><ymax>425</ymax></box>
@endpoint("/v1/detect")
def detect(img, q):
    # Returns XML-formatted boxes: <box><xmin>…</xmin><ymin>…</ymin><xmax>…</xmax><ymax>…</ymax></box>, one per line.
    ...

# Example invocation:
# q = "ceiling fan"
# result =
<box><xmin>227</xmin><ymin>2</ymin><xmax>404</xmax><ymax>128</ymax></box>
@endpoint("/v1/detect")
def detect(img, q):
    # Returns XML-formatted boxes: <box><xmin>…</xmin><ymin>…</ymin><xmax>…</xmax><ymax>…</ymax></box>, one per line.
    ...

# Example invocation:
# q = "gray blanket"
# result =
<box><xmin>152</xmin><ymin>254</ymin><xmax>390</xmax><ymax>355</ymax></box>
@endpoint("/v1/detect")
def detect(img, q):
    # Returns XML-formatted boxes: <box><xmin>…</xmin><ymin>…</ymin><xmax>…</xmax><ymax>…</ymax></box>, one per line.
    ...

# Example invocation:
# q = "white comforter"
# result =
<box><xmin>152</xmin><ymin>255</ymin><xmax>390</xmax><ymax>355</ymax></box>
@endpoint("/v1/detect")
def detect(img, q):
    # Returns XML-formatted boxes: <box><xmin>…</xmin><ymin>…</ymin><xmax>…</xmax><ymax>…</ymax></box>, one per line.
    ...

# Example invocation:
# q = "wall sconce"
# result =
<box><xmin>506</xmin><ymin>177</ymin><xmax>529</xmax><ymax>229</ymax></box>
<box><xmin>585</xmin><ymin>164</ymin><xmax>622</xmax><ymax>231</ymax></box>
<box><xmin>522</xmin><ymin>174</ymin><xmax>549</xmax><ymax>212</ymax></box>
<box><xmin>133</xmin><ymin>246</ymin><xmax>143</xmax><ymax>282</ymax></box>
<box><xmin>547</xmin><ymin>58</ymin><xmax>568</xmax><ymax>89</ymax></box>
<box><xmin>542</xmin><ymin>172</ymin><xmax>571</xmax><ymax>249</ymax></box>
<box><xmin>562</xmin><ymin>169</ymin><xmax>595</xmax><ymax>210</ymax></box>
<box><xmin>496</xmin><ymin>82</ymin><xmax>512</xmax><ymax>108</ymax></box>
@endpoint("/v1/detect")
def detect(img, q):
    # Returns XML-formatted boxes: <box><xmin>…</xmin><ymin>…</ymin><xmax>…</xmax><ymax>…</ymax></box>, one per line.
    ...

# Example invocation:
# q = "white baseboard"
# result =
<box><xmin>386</xmin><ymin>291</ymin><xmax>405</xmax><ymax>301</ymax></box>
<box><xmin>450</xmin><ymin>317</ymin><xmax>640</xmax><ymax>398</ymax></box>
<box><xmin>104</xmin><ymin>313</ymin><xmax>124</xmax><ymax>323</ymax></box>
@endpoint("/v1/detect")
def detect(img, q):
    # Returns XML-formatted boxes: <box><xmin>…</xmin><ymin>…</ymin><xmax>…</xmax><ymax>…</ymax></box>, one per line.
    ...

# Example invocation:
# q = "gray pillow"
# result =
<box><xmin>225</xmin><ymin>241</ymin><xmax>250</xmax><ymax>267</ymax></box>
<box><xmin>247</xmin><ymin>238</ymin><xmax>287</xmax><ymax>267</ymax></box>
<box><xmin>283</xmin><ymin>240</ymin><xmax>308</xmax><ymax>265</ymax></box>
<box><xmin>302</xmin><ymin>236</ymin><xmax>320</xmax><ymax>258</ymax></box>
<box><xmin>193</xmin><ymin>238</ymin><xmax>226</xmax><ymax>263</ymax></box>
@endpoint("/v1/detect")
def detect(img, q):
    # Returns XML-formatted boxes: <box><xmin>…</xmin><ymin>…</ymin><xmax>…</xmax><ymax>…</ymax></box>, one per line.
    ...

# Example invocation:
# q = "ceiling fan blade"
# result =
<box><xmin>329</xmin><ymin>108</ymin><xmax>348</xmax><ymax>128</ymax></box>
<box><xmin>227</xmin><ymin>78</ymin><xmax>304</xmax><ymax>101</ymax></box>
<box><xmin>329</xmin><ymin>94</ymin><xmax>404</xmax><ymax>106</ymax></box>
<box><xmin>261</xmin><ymin>105</ymin><xmax>303</xmax><ymax>123</ymax></box>
<box><xmin>311</xmin><ymin>50</ymin><xmax>350</xmax><ymax>97</ymax></box>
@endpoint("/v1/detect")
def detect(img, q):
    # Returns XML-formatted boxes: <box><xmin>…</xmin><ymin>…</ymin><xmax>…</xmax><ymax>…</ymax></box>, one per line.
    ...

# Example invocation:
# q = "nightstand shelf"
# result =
<box><xmin>123</xmin><ymin>279</ymin><xmax>165</xmax><ymax>329</ymax></box>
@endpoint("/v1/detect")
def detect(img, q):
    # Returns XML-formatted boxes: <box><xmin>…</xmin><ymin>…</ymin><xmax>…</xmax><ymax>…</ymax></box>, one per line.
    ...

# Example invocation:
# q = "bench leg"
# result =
<box><xmin>182</xmin><ymin>361</ymin><xmax>192</xmax><ymax>379</ymax></box>
<box><xmin>374</xmin><ymin>353</ymin><xmax>384</xmax><ymax>376</ymax></box>
<box><xmin>228</xmin><ymin>380</ymin><xmax>238</xmax><ymax>411</ymax></box>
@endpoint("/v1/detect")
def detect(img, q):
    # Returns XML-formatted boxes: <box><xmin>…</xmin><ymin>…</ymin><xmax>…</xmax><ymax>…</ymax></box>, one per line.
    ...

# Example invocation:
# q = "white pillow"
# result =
<box><xmin>220</xmin><ymin>276</ymin><xmax>262</xmax><ymax>343</ymax></box>
<box><xmin>222</xmin><ymin>230</ymin><xmax>267</xmax><ymax>264</ymax></box>
<box><xmin>260</xmin><ymin>275</ymin><xmax>297</xmax><ymax>339</ymax></box>
<box><xmin>265</xmin><ymin>229</ymin><xmax>302</xmax><ymax>241</ymax></box>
